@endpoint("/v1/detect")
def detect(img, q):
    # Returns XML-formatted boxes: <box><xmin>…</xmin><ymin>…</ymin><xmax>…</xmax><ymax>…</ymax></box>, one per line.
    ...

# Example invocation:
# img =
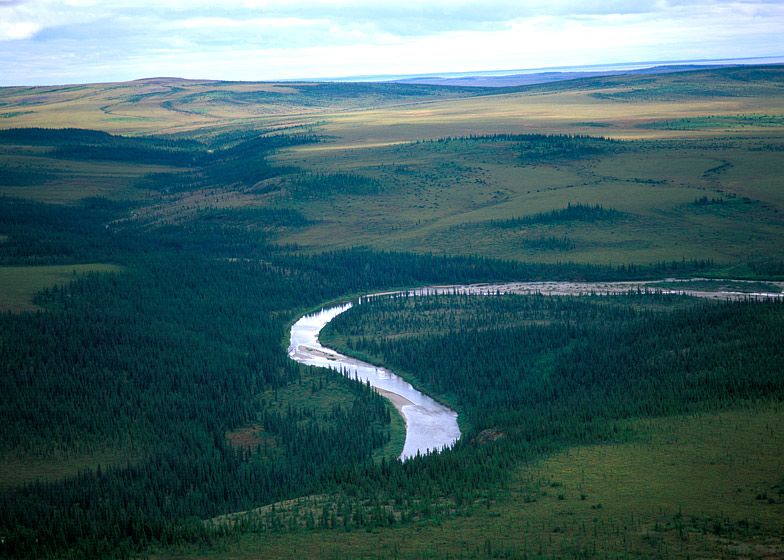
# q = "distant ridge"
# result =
<box><xmin>389</xmin><ymin>64</ymin><xmax>732</xmax><ymax>88</ymax></box>
<box><xmin>313</xmin><ymin>55</ymin><xmax>776</xmax><ymax>88</ymax></box>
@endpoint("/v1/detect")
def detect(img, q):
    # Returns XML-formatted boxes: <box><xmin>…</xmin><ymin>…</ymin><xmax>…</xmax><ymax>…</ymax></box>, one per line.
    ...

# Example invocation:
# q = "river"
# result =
<box><xmin>288</xmin><ymin>303</ymin><xmax>459</xmax><ymax>460</ymax></box>
<box><xmin>288</xmin><ymin>279</ymin><xmax>784</xmax><ymax>461</ymax></box>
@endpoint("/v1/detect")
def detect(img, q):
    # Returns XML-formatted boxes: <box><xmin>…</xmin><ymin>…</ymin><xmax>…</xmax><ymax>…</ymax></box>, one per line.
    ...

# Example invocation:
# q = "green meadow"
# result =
<box><xmin>272</xmin><ymin>135</ymin><xmax>784</xmax><ymax>266</ymax></box>
<box><xmin>0</xmin><ymin>263</ymin><xmax>121</xmax><ymax>312</ymax></box>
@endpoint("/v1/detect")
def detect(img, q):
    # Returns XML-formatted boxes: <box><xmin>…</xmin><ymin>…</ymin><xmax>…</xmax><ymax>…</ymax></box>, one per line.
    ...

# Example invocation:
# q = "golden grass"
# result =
<box><xmin>28</xmin><ymin>71</ymin><xmax>775</xmax><ymax>264</ymax></box>
<box><xmin>3</xmin><ymin>70</ymin><xmax>784</xmax><ymax>140</ymax></box>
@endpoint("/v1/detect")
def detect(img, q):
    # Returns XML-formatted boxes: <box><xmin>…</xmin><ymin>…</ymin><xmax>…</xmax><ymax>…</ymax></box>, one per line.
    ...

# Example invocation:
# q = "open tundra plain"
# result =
<box><xmin>0</xmin><ymin>65</ymin><xmax>783</xmax><ymax>559</ymax></box>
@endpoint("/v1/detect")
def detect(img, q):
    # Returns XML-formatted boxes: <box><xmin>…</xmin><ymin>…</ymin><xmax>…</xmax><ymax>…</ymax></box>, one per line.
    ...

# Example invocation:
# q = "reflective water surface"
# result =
<box><xmin>288</xmin><ymin>303</ymin><xmax>460</xmax><ymax>460</ymax></box>
<box><xmin>288</xmin><ymin>279</ymin><xmax>783</xmax><ymax>461</ymax></box>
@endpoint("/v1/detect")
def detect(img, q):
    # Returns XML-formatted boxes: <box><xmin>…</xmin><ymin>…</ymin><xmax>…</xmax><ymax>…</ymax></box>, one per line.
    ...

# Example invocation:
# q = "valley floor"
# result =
<box><xmin>152</xmin><ymin>403</ymin><xmax>784</xmax><ymax>559</ymax></box>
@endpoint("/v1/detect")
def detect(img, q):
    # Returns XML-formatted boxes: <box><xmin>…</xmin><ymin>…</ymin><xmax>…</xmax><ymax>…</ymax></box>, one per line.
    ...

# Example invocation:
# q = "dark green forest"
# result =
<box><xmin>324</xmin><ymin>294</ymin><xmax>784</xmax><ymax>440</ymax></box>
<box><xmin>0</xmin><ymin>127</ymin><xmax>781</xmax><ymax>559</ymax></box>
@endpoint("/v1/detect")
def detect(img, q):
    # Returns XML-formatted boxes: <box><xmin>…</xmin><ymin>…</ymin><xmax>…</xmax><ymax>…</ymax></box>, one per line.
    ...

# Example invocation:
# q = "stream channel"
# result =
<box><xmin>288</xmin><ymin>280</ymin><xmax>784</xmax><ymax>461</ymax></box>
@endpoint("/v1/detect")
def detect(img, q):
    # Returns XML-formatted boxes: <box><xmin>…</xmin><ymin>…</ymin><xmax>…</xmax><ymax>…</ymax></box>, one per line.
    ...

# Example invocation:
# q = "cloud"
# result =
<box><xmin>0</xmin><ymin>20</ymin><xmax>40</xmax><ymax>39</ymax></box>
<box><xmin>0</xmin><ymin>0</ymin><xmax>782</xmax><ymax>84</ymax></box>
<box><xmin>171</xmin><ymin>16</ymin><xmax>327</xmax><ymax>30</ymax></box>
<box><xmin>0</xmin><ymin>0</ymin><xmax>110</xmax><ymax>42</ymax></box>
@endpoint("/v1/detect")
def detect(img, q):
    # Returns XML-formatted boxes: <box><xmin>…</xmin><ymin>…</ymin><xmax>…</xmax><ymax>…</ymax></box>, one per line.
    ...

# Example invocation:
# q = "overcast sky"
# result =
<box><xmin>1</xmin><ymin>0</ymin><xmax>783</xmax><ymax>85</ymax></box>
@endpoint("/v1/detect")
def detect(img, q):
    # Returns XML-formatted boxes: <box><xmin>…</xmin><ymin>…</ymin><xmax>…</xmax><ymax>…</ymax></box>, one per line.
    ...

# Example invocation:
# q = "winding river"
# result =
<box><xmin>288</xmin><ymin>279</ymin><xmax>784</xmax><ymax>461</ymax></box>
<box><xmin>288</xmin><ymin>303</ymin><xmax>459</xmax><ymax>460</ymax></box>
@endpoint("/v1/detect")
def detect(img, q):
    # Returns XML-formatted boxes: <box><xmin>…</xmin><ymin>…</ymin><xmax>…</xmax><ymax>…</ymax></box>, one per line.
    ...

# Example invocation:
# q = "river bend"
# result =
<box><xmin>288</xmin><ymin>303</ymin><xmax>459</xmax><ymax>460</ymax></box>
<box><xmin>288</xmin><ymin>279</ymin><xmax>784</xmax><ymax>461</ymax></box>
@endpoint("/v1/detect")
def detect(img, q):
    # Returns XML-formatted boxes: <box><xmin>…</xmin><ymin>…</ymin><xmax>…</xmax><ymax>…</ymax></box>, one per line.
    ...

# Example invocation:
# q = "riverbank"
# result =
<box><xmin>288</xmin><ymin>304</ymin><xmax>460</xmax><ymax>460</ymax></box>
<box><xmin>289</xmin><ymin>279</ymin><xmax>783</xmax><ymax>462</ymax></box>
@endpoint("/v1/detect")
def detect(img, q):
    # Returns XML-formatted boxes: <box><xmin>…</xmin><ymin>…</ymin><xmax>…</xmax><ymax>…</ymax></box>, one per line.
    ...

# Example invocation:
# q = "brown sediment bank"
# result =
<box><xmin>375</xmin><ymin>387</ymin><xmax>415</xmax><ymax>418</ymax></box>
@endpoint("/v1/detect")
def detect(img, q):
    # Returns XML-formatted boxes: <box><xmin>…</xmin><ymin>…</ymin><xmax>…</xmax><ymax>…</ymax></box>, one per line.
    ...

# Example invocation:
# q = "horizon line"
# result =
<box><xmin>4</xmin><ymin>54</ymin><xmax>784</xmax><ymax>89</ymax></box>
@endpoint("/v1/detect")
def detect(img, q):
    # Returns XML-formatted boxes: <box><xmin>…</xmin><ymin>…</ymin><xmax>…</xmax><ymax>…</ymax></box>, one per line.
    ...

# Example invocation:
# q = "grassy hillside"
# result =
<box><xmin>272</xmin><ymin>134</ymin><xmax>784</xmax><ymax>265</ymax></box>
<box><xmin>4</xmin><ymin>68</ymin><xmax>782</xmax><ymax>266</ymax></box>
<box><xmin>1</xmin><ymin>66</ymin><xmax>783</xmax><ymax>140</ymax></box>
<box><xmin>282</xmin><ymin>65</ymin><xmax>784</xmax><ymax>148</ymax></box>
<box><xmin>0</xmin><ymin>65</ymin><xmax>782</xmax><ymax>559</ymax></box>
<box><xmin>0</xmin><ymin>79</ymin><xmax>494</xmax><ymax>135</ymax></box>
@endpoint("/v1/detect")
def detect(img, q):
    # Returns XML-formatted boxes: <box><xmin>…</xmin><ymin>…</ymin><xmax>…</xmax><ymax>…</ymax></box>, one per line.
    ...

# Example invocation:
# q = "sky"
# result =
<box><xmin>1</xmin><ymin>0</ymin><xmax>783</xmax><ymax>86</ymax></box>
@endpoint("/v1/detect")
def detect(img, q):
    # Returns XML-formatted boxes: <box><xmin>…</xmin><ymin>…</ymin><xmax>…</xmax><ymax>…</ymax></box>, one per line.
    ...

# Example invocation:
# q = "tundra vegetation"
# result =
<box><xmin>0</xmin><ymin>65</ymin><xmax>782</xmax><ymax>558</ymax></box>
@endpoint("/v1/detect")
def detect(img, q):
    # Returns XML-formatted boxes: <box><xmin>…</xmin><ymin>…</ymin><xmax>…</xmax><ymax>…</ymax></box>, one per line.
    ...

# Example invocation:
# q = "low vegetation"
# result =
<box><xmin>0</xmin><ymin>263</ymin><xmax>121</xmax><ymax>312</ymax></box>
<box><xmin>646</xmin><ymin>278</ymin><xmax>783</xmax><ymax>294</ymax></box>
<box><xmin>0</xmin><ymin>65</ymin><xmax>783</xmax><ymax>558</ymax></box>
<box><xmin>488</xmin><ymin>203</ymin><xmax>622</xmax><ymax>228</ymax></box>
<box><xmin>152</xmin><ymin>403</ymin><xmax>784</xmax><ymax>560</ymax></box>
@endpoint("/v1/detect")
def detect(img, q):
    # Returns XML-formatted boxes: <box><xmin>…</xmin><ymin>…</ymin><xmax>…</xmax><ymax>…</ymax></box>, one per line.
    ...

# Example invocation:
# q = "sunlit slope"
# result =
<box><xmin>272</xmin><ymin>137</ymin><xmax>784</xmax><ymax>266</ymax></box>
<box><xmin>1</xmin><ymin>66</ymin><xmax>783</xmax><ymax>139</ymax></box>
<box><xmin>2</xmin><ymin>66</ymin><xmax>783</xmax><ymax>266</ymax></box>
<box><xmin>0</xmin><ymin>78</ymin><xmax>492</xmax><ymax>135</ymax></box>
<box><xmin>250</xmin><ymin>66</ymin><xmax>784</xmax><ymax>265</ymax></box>
<box><xmin>309</xmin><ymin>66</ymin><xmax>784</xmax><ymax>147</ymax></box>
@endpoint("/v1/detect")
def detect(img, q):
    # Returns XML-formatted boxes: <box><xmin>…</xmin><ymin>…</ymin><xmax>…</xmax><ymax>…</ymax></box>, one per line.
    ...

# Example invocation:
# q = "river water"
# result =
<box><xmin>288</xmin><ymin>303</ymin><xmax>460</xmax><ymax>460</ymax></box>
<box><xmin>288</xmin><ymin>279</ymin><xmax>784</xmax><ymax>461</ymax></box>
